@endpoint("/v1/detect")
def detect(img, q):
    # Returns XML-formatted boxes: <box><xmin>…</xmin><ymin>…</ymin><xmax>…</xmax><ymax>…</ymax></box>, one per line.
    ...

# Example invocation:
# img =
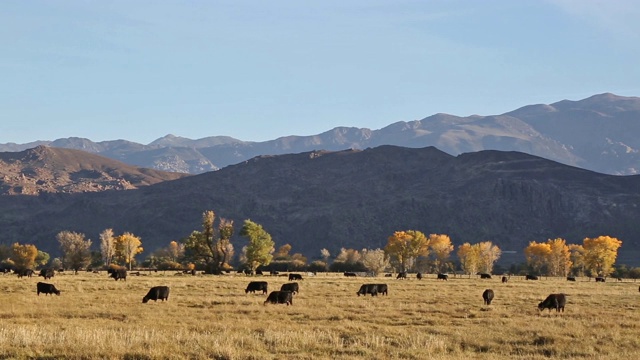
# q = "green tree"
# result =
<box><xmin>240</xmin><ymin>220</ymin><xmax>275</xmax><ymax>272</ymax></box>
<box><xmin>384</xmin><ymin>230</ymin><xmax>429</xmax><ymax>272</ymax></box>
<box><xmin>184</xmin><ymin>210</ymin><xmax>234</xmax><ymax>274</ymax></box>
<box><xmin>35</xmin><ymin>250</ymin><xmax>50</xmax><ymax>267</ymax></box>
<box><xmin>57</xmin><ymin>231</ymin><xmax>92</xmax><ymax>273</ymax></box>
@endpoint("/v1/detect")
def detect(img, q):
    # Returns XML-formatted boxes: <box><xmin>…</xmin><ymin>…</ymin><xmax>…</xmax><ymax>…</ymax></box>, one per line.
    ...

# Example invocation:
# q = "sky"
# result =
<box><xmin>1</xmin><ymin>0</ymin><xmax>639</xmax><ymax>145</ymax></box>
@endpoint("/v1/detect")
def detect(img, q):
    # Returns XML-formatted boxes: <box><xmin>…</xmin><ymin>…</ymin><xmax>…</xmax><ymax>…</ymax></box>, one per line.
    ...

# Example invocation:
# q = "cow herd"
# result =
<box><xmin>10</xmin><ymin>269</ymin><xmax>636</xmax><ymax>314</ymax></box>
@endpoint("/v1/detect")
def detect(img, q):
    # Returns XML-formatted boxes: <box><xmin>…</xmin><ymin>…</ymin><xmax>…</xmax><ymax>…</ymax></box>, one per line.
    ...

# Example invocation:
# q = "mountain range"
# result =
<box><xmin>1</xmin><ymin>145</ymin><xmax>638</xmax><ymax>266</ymax></box>
<box><xmin>2</xmin><ymin>93</ymin><xmax>639</xmax><ymax>175</ymax></box>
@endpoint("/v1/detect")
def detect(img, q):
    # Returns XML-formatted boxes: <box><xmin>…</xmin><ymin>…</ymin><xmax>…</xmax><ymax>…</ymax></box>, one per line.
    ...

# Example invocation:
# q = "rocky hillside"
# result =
<box><xmin>1</xmin><ymin>146</ymin><xmax>638</xmax><ymax>265</ymax></box>
<box><xmin>0</xmin><ymin>146</ymin><xmax>189</xmax><ymax>195</ymax></box>
<box><xmin>2</xmin><ymin>93</ymin><xmax>638</xmax><ymax>175</ymax></box>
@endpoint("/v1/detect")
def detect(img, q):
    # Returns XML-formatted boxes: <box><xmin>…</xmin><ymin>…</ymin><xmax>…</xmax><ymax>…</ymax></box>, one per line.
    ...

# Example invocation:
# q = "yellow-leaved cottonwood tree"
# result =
<box><xmin>525</xmin><ymin>238</ymin><xmax>572</xmax><ymax>277</ymax></box>
<box><xmin>114</xmin><ymin>232</ymin><xmax>143</xmax><ymax>270</ymax></box>
<box><xmin>428</xmin><ymin>234</ymin><xmax>454</xmax><ymax>273</ymax></box>
<box><xmin>546</xmin><ymin>238</ymin><xmax>572</xmax><ymax>277</ymax></box>
<box><xmin>582</xmin><ymin>235</ymin><xmax>622</xmax><ymax>277</ymax></box>
<box><xmin>384</xmin><ymin>230</ymin><xmax>429</xmax><ymax>273</ymax></box>
<box><xmin>524</xmin><ymin>241</ymin><xmax>552</xmax><ymax>275</ymax></box>
<box><xmin>10</xmin><ymin>243</ymin><xmax>38</xmax><ymax>271</ymax></box>
<box><xmin>457</xmin><ymin>243</ymin><xmax>479</xmax><ymax>277</ymax></box>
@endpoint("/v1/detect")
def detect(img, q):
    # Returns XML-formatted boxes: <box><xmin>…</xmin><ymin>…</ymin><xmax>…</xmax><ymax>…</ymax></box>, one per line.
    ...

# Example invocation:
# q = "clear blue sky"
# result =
<box><xmin>2</xmin><ymin>0</ymin><xmax>639</xmax><ymax>145</ymax></box>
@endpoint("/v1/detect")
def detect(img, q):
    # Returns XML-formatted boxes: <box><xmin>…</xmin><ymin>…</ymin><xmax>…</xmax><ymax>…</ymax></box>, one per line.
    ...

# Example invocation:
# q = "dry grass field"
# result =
<box><xmin>0</xmin><ymin>271</ymin><xmax>638</xmax><ymax>360</ymax></box>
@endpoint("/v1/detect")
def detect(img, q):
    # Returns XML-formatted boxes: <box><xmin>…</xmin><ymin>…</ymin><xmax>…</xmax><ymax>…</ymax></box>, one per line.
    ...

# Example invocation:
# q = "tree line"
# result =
<box><xmin>0</xmin><ymin>209</ymin><xmax>631</xmax><ymax>278</ymax></box>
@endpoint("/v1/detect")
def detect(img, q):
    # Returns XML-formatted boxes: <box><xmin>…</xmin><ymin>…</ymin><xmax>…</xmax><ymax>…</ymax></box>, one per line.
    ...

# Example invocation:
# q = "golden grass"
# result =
<box><xmin>0</xmin><ymin>272</ymin><xmax>638</xmax><ymax>359</ymax></box>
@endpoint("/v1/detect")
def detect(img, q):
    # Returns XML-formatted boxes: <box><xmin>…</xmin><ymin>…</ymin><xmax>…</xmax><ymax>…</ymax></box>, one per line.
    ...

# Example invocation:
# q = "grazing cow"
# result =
<box><xmin>39</xmin><ymin>268</ymin><xmax>55</xmax><ymax>280</ymax></box>
<box><xmin>396</xmin><ymin>272</ymin><xmax>407</xmax><ymax>280</ymax></box>
<box><xmin>595</xmin><ymin>277</ymin><xmax>605</xmax><ymax>282</ymax></box>
<box><xmin>109</xmin><ymin>268</ymin><xmax>127</xmax><ymax>281</ymax></box>
<box><xmin>525</xmin><ymin>274</ymin><xmax>539</xmax><ymax>280</ymax></box>
<box><xmin>538</xmin><ymin>293</ymin><xmax>567</xmax><ymax>313</ymax></box>
<box><xmin>357</xmin><ymin>284</ymin><xmax>379</xmax><ymax>296</ymax></box>
<box><xmin>37</xmin><ymin>282</ymin><xmax>60</xmax><ymax>296</ymax></box>
<box><xmin>245</xmin><ymin>281</ymin><xmax>268</xmax><ymax>294</ymax></box>
<box><xmin>255</xmin><ymin>270</ymin><xmax>263</xmax><ymax>276</ymax></box>
<box><xmin>416</xmin><ymin>272</ymin><xmax>423</xmax><ymax>280</ymax></box>
<box><xmin>288</xmin><ymin>273</ymin><xmax>303</xmax><ymax>281</ymax></box>
<box><xmin>375</xmin><ymin>284</ymin><xmax>388</xmax><ymax>296</ymax></box>
<box><xmin>501</xmin><ymin>276</ymin><xmax>508</xmax><ymax>283</ymax></box>
<box><xmin>280</xmin><ymin>282</ymin><xmax>299</xmax><ymax>294</ymax></box>
<box><xmin>17</xmin><ymin>269</ymin><xmax>34</xmax><ymax>278</ymax></box>
<box><xmin>479</xmin><ymin>273</ymin><xmax>492</xmax><ymax>279</ymax></box>
<box><xmin>567</xmin><ymin>276</ymin><xmax>576</xmax><ymax>281</ymax></box>
<box><xmin>344</xmin><ymin>272</ymin><xmax>357</xmax><ymax>277</ymax></box>
<box><xmin>264</xmin><ymin>291</ymin><xmax>293</xmax><ymax>305</ymax></box>
<box><xmin>482</xmin><ymin>289</ymin><xmax>494</xmax><ymax>305</ymax></box>
<box><xmin>142</xmin><ymin>286</ymin><xmax>170</xmax><ymax>303</ymax></box>
<box><xmin>437</xmin><ymin>273</ymin><xmax>448</xmax><ymax>281</ymax></box>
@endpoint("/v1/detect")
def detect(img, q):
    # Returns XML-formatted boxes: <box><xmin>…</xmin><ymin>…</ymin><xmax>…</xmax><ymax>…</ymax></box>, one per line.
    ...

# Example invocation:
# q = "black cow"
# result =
<box><xmin>416</xmin><ymin>272</ymin><xmax>423</xmax><ymax>280</ymax></box>
<box><xmin>255</xmin><ymin>270</ymin><xmax>263</xmax><ymax>276</ymax></box>
<box><xmin>356</xmin><ymin>284</ymin><xmax>378</xmax><ymax>296</ymax></box>
<box><xmin>501</xmin><ymin>276</ymin><xmax>508</xmax><ymax>283</ymax></box>
<box><xmin>17</xmin><ymin>269</ymin><xmax>34</xmax><ymax>278</ymax></box>
<box><xmin>280</xmin><ymin>282</ymin><xmax>299</xmax><ymax>294</ymax></box>
<box><xmin>109</xmin><ymin>268</ymin><xmax>127</xmax><ymax>281</ymax></box>
<box><xmin>437</xmin><ymin>273</ymin><xmax>448</xmax><ymax>281</ymax></box>
<box><xmin>538</xmin><ymin>293</ymin><xmax>567</xmax><ymax>313</ymax></box>
<box><xmin>39</xmin><ymin>268</ymin><xmax>55</xmax><ymax>280</ymax></box>
<box><xmin>37</xmin><ymin>282</ymin><xmax>60</xmax><ymax>296</ymax></box>
<box><xmin>344</xmin><ymin>272</ymin><xmax>357</xmax><ymax>277</ymax></box>
<box><xmin>288</xmin><ymin>273</ymin><xmax>303</xmax><ymax>281</ymax></box>
<box><xmin>245</xmin><ymin>281</ymin><xmax>268</xmax><ymax>294</ymax></box>
<box><xmin>595</xmin><ymin>277</ymin><xmax>605</xmax><ymax>282</ymax></box>
<box><xmin>264</xmin><ymin>291</ymin><xmax>293</xmax><ymax>305</ymax></box>
<box><xmin>525</xmin><ymin>274</ymin><xmax>539</xmax><ymax>280</ymax></box>
<box><xmin>142</xmin><ymin>286</ymin><xmax>170</xmax><ymax>303</ymax></box>
<box><xmin>482</xmin><ymin>289</ymin><xmax>494</xmax><ymax>305</ymax></box>
<box><xmin>375</xmin><ymin>284</ymin><xmax>388</xmax><ymax>296</ymax></box>
<box><xmin>396</xmin><ymin>272</ymin><xmax>407</xmax><ymax>280</ymax></box>
<box><xmin>479</xmin><ymin>273</ymin><xmax>492</xmax><ymax>279</ymax></box>
<box><xmin>567</xmin><ymin>276</ymin><xmax>576</xmax><ymax>281</ymax></box>
<box><xmin>384</xmin><ymin>273</ymin><xmax>392</xmax><ymax>277</ymax></box>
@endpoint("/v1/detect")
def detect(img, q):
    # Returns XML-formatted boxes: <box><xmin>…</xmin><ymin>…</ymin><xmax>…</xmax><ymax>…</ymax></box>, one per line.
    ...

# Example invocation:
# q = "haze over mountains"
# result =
<box><xmin>2</xmin><ymin>93</ymin><xmax>639</xmax><ymax>175</ymax></box>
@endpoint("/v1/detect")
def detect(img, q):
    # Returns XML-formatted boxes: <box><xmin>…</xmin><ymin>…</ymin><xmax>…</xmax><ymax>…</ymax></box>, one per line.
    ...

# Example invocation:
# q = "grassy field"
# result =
<box><xmin>0</xmin><ymin>271</ymin><xmax>638</xmax><ymax>360</ymax></box>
